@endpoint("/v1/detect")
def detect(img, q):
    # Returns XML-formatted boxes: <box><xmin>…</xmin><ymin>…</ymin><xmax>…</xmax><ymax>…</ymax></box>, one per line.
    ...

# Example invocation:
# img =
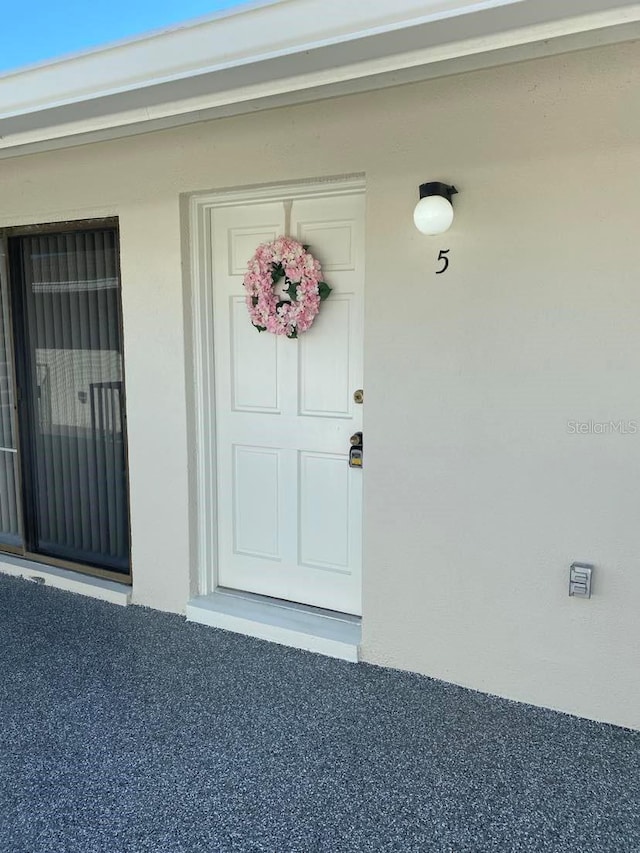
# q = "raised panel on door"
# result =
<box><xmin>211</xmin><ymin>189</ymin><xmax>364</xmax><ymax>614</ymax></box>
<box><xmin>299</xmin><ymin>451</ymin><xmax>350</xmax><ymax>571</ymax></box>
<box><xmin>228</xmin><ymin>226</ymin><xmax>280</xmax><ymax>275</ymax></box>
<box><xmin>299</xmin><ymin>296</ymin><xmax>353</xmax><ymax>418</ymax></box>
<box><xmin>232</xmin><ymin>445</ymin><xmax>281</xmax><ymax>561</ymax></box>
<box><xmin>296</xmin><ymin>220</ymin><xmax>357</xmax><ymax>272</ymax></box>
<box><xmin>230</xmin><ymin>297</ymin><xmax>279</xmax><ymax>413</ymax></box>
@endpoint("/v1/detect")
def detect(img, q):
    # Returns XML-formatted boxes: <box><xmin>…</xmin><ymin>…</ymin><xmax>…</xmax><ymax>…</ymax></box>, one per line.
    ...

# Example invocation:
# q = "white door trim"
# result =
<box><xmin>189</xmin><ymin>173</ymin><xmax>366</xmax><ymax>596</ymax></box>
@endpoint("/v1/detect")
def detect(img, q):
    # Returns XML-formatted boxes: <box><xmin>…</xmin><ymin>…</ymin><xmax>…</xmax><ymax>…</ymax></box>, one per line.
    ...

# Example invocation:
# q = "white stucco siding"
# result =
<box><xmin>0</xmin><ymin>41</ymin><xmax>638</xmax><ymax>728</ymax></box>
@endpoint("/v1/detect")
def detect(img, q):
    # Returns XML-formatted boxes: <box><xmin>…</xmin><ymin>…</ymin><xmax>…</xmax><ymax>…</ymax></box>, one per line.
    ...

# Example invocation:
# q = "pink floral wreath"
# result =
<box><xmin>243</xmin><ymin>236</ymin><xmax>331</xmax><ymax>338</ymax></box>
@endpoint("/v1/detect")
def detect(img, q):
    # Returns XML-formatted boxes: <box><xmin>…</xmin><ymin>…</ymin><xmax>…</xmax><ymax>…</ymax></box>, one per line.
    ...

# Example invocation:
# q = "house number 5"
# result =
<box><xmin>436</xmin><ymin>249</ymin><xmax>450</xmax><ymax>274</ymax></box>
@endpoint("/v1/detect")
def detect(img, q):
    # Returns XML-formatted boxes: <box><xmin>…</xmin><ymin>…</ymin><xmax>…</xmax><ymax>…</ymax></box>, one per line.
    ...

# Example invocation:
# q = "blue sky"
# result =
<box><xmin>0</xmin><ymin>0</ymin><xmax>244</xmax><ymax>73</ymax></box>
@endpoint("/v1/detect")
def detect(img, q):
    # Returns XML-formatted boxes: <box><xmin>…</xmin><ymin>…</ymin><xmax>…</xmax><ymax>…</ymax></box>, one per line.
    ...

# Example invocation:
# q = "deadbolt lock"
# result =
<box><xmin>353</xmin><ymin>389</ymin><xmax>364</xmax><ymax>405</ymax></box>
<box><xmin>349</xmin><ymin>431</ymin><xmax>363</xmax><ymax>468</ymax></box>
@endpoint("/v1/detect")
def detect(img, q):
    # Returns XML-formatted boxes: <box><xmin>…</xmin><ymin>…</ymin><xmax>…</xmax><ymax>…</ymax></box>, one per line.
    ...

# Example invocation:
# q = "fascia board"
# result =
<box><xmin>0</xmin><ymin>0</ymin><xmax>523</xmax><ymax>116</ymax></box>
<box><xmin>0</xmin><ymin>18</ymin><xmax>638</xmax><ymax>161</ymax></box>
<box><xmin>0</xmin><ymin>0</ymin><xmax>638</xmax><ymax>155</ymax></box>
<box><xmin>1</xmin><ymin>0</ymin><xmax>639</xmax><ymax>119</ymax></box>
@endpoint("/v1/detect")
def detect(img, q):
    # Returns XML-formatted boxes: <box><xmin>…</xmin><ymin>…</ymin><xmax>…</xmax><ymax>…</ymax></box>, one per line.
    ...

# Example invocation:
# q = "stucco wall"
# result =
<box><xmin>0</xmin><ymin>41</ymin><xmax>638</xmax><ymax>729</ymax></box>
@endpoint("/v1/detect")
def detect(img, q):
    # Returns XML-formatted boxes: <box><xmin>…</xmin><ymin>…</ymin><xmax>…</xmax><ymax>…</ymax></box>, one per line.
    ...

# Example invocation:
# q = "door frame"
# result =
<box><xmin>188</xmin><ymin>173</ymin><xmax>366</xmax><ymax>597</ymax></box>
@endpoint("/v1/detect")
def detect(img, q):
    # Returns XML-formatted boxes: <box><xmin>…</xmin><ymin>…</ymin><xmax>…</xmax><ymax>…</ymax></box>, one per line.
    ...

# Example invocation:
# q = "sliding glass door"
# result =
<box><xmin>0</xmin><ymin>246</ymin><xmax>21</xmax><ymax>549</ymax></box>
<box><xmin>0</xmin><ymin>223</ymin><xmax>130</xmax><ymax>578</ymax></box>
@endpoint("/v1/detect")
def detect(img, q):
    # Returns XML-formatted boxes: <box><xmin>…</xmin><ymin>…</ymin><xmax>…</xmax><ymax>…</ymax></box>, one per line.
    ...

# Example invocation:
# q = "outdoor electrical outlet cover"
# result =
<box><xmin>569</xmin><ymin>563</ymin><xmax>593</xmax><ymax>598</ymax></box>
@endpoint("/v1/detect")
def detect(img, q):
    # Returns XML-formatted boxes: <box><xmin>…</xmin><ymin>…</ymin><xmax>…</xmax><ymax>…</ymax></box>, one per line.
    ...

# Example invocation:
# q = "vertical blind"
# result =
<box><xmin>19</xmin><ymin>229</ymin><xmax>129</xmax><ymax>571</ymax></box>
<box><xmin>0</xmin><ymin>245</ymin><xmax>21</xmax><ymax>546</ymax></box>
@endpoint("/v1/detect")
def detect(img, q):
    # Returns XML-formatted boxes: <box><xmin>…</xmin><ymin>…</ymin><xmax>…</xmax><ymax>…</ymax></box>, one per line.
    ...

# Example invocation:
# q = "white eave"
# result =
<box><xmin>1</xmin><ymin>0</ymin><xmax>639</xmax><ymax>157</ymax></box>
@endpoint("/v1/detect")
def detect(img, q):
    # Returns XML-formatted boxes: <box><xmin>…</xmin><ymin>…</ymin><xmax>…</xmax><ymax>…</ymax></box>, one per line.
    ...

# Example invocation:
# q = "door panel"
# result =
<box><xmin>230</xmin><ymin>297</ymin><xmax>280</xmax><ymax>412</ymax></box>
<box><xmin>299</xmin><ymin>451</ymin><xmax>350</xmax><ymax>571</ymax></box>
<box><xmin>11</xmin><ymin>229</ymin><xmax>130</xmax><ymax>573</ymax></box>
<box><xmin>233</xmin><ymin>444</ymin><xmax>282</xmax><ymax>560</ymax></box>
<box><xmin>212</xmin><ymin>191</ymin><xmax>364</xmax><ymax>614</ymax></box>
<box><xmin>299</xmin><ymin>296</ymin><xmax>352</xmax><ymax>417</ymax></box>
<box><xmin>0</xmin><ymin>245</ymin><xmax>21</xmax><ymax>548</ymax></box>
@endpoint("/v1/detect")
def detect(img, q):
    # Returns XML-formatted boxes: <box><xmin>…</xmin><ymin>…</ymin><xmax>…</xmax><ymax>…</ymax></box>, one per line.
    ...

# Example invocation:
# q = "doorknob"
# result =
<box><xmin>353</xmin><ymin>389</ymin><xmax>364</xmax><ymax>404</ymax></box>
<box><xmin>350</xmin><ymin>432</ymin><xmax>363</xmax><ymax>446</ymax></box>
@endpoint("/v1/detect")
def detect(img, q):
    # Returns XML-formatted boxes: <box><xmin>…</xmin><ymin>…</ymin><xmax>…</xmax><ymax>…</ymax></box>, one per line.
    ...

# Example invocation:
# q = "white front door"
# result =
<box><xmin>211</xmin><ymin>187</ymin><xmax>364</xmax><ymax>615</ymax></box>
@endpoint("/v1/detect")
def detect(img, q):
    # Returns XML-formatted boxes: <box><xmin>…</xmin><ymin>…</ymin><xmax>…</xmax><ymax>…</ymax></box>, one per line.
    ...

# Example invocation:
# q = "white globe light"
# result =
<box><xmin>413</xmin><ymin>194</ymin><xmax>454</xmax><ymax>235</ymax></box>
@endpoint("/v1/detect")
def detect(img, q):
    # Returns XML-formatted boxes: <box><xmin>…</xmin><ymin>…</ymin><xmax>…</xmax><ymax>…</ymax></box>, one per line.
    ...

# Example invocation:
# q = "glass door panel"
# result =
<box><xmin>0</xmin><ymin>243</ymin><xmax>22</xmax><ymax>548</ymax></box>
<box><xmin>15</xmin><ymin>229</ymin><xmax>130</xmax><ymax>573</ymax></box>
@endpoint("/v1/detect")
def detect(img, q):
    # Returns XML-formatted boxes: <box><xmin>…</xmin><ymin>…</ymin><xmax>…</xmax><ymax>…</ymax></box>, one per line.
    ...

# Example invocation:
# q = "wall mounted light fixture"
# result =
<box><xmin>413</xmin><ymin>182</ymin><xmax>458</xmax><ymax>235</ymax></box>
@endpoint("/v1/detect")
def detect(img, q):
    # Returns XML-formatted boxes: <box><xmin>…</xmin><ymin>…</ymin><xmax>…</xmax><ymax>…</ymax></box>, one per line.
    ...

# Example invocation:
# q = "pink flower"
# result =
<box><xmin>243</xmin><ymin>235</ymin><xmax>328</xmax><ymax>338</ymax></box>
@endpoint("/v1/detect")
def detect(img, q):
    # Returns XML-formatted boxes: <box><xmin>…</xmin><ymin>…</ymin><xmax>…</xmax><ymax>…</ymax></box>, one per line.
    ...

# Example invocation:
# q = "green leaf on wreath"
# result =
<box><xmin>302</xmin><ymin>244</ymin><xmax>310</xmax><ymax>252</ymax></box>
<box><xmin>254</xmin><ymin>324</ymin><xmax>267</xmax><ymax>332</ymax></box>
<box><xmin>275</xmin><ymin>300</ymin><xmax>288</xmax><ymax>312</ymax></box>
<box><xmin>286</xmin><ymin>280</ymin><xmax>299</xmax><ymax>301</ymax></box>
<box><xmin>318</xmin><ymin>282</ymin><xmax>332</xmax><ymax>301</ymax></box>
<box><xmin>288</xmin><ymin>328</ymin><xmax>298</xmax><ymax>339</ymax></box>
<box><xmin>251</xmin><ymin>296</ymin><xmax>259</xmax><ymax>306</ymax></box>
<box><xmin>271</xmin><ymin>262</ymin><xmax>285</xmax><ymax>284</ymax></box>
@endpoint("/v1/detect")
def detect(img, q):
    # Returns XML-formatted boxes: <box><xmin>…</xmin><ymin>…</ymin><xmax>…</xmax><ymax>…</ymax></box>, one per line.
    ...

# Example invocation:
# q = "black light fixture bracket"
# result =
<box><xmin>418</xmin><ymin>182</ymin><xmax>458</xmax><ymax>202</ymax></box>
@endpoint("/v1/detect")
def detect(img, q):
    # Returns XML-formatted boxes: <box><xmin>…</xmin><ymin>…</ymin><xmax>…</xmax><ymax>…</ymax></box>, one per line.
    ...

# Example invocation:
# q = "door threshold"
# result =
<box><xmin>0</xmin><ymin>553</ymin><xmax>131</xmax><ymax>606</ymax></box>
<box><xmin>186</xmin><ymin>588</ymin><xmax>361</xmax><ymax>662</ymax></box>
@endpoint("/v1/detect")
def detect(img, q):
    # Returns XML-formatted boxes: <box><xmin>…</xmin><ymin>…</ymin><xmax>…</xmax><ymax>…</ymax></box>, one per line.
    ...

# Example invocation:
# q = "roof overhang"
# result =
<box><xmin>1</xmin><ymin>0</ymin><xmax>639</xmax><ymax>158</ymax></box>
